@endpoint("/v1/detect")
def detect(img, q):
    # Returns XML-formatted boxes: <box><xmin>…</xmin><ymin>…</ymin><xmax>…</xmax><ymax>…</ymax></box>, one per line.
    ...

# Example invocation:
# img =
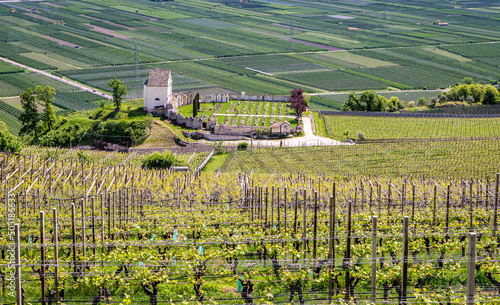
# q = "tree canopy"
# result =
<box><xmin>108</xmin><ymin>77</ymin><xmax>127</xmax><ymax>108</ymax></box>
<box><xmin>19</xmin><ymin>87</ymin><xmax>40</xmax><ymax>138</ymax></box>
<box><xmin>290</xmin><ymin>89</ymin><xmax>307</xmax><ymax>117</ymax></box>
<box><xmin>343</xmin><ymin>91</ymin><xmax>389</xmax><ymax>112</ymax></box>
<box><xmin>35</xmin><ymin>85</ymin><xmax>57</xmax><ymax>131</ymax></box>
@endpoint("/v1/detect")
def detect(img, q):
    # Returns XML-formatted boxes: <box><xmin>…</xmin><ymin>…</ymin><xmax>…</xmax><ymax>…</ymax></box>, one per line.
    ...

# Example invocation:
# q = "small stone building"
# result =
<box><xmin>143</xmin><ymin>69</ymin><xmax>172</xmax><ymax>113</ymax></box>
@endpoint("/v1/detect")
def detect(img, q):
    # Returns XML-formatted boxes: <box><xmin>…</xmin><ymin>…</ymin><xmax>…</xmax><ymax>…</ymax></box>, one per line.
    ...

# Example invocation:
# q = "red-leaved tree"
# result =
<box><xmin>290</xmin><ymin>89</ymin><xmax>307</xmax><ymax>118</ymax></box>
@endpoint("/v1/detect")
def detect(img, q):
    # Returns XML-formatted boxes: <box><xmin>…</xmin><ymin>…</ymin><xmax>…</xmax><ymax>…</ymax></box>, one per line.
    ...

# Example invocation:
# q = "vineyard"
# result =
<box><xmin>1</xmin><ymin>0</ymin><xmax>500</xmax><ymax>101</ymax></box>
<box><xmin>177</xmin><ymin>100</ymin><xmax>297</xmax><ymax>128</ymax></box>
<box><xmin>323</xmin><ymin>115</ymin><xmax>500</xmax><ymax>141</ymax></box>
<box><xmin>0</xmin><ymin>147</ymin><xmax>499</xmax><ymax>304</ymax></box>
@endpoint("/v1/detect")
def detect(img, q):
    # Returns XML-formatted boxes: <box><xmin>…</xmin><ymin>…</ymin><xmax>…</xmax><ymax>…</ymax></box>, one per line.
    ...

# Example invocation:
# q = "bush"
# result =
<box><xmin>237</xmin><ymin>142</ymin><xmax>248</xmax><ymax>151</ymax></box>
<box><xmin>417</xmin><ymin>97</ymin><xmax>427</xmax><ymax>106</ymax></box>
<box><xmin>357</xmin><ymin>132</ymin><xmax>366</xmax><ymax>141</ymax></box>
<box><xmin>142</xmin><ymin>151</ymin><xmax>186</xmax><ymax>169</ymax></box>
<box><xmin>0</xmin><ymin>129</ymin><xmax>22</xmax><ymax>153</ymax></box>
<box><xmin>407</xmin><ymin>101</ymin><xmax>415</xmax><ymax>108</ymax></box>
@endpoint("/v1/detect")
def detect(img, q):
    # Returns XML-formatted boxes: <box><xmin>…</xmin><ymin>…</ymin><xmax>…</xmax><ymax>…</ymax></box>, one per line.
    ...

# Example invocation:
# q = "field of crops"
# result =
<box><xmin>323</xmin><ymin>115</ymin><xmax>500</xmax><ymax>140</ymax></box>
<box><xmin>221</xmin><ymin>139</ymin><xmax>499</xmax><ymax>178</ymax></box>
<box><xmin>178</xmin><ymin>100</ymin><xmax>295</xmax><ymax>128</ymax></box>
<box><xmin>1</xmin><ymin>147</ymin><xmax>499</xmax><ymax>304</ymax></box>
<box><xmin>0</xmin><ymin>0</ymin><xmax>499</xmax><ymax>101</ymax></box>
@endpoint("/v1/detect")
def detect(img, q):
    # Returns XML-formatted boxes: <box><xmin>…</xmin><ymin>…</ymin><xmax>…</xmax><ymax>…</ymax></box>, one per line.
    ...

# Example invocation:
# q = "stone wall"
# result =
<box><xmin>213</xmin><ymin>124</ymin><xmax>265</xmax><ymax>136</ymax></box>
<box><xmin>168</xmin><ymin>111</ymin><xmax>216</xmax><ymax>129</ymax></box>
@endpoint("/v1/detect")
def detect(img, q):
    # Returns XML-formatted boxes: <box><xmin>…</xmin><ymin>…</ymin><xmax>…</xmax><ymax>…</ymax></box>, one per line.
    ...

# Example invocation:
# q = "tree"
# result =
<box><xmin>35</xmin><ymin>85</ymin><xmax>57</xmax><ymax>131</ymax></box>
<box><xmin>0</xmin><ymin>123</ymin><xmax>22</xmax><ymax>153</ymax></box>
<box><xmin>386</xmin><ymin>96</ymin><xmax>404</xmax><ymax>112</ymax></box>
<box><xmin>193</xmin><ymin>93</ymin><xmax>200</xmax><ymax>117</ymax></box>
<box><xmin>343</xmin><ymin>91</ymin><xmax>387</xmax><ymax>112</ymax></box>
<box><xmin>290</xmin><ymin>89</ymin><xmax>307</xmax><ymax>118</ymax></box>
<box><xmin>343</xmin><ymin>92</ymin><xmax>361</xmax><ymax>111</ymax></box>
<box><xmin>107</xmin><ymin>77</ymin><xmax>127</xmax><ymax>108</ymax></box>
<box><xmin>463</xmin><ymin>77</ymin><xmax>474</xmax><ymax>85</ymax></box>
<box><xmin>19</xmin><ymin>87</ymin><xmax>41</xmax><ymax>138</ymax></box>
<box><xmin>483</xmin><ymin>85</ymin><xmax>500</xmax><ymax>105</ymax></box>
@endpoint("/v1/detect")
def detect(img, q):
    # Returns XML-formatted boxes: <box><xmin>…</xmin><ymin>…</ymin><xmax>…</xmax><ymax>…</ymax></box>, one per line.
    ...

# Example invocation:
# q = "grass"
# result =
<box><xmin>312</xmin><ymin>111</ymin><xmax>328</xmax><ymax>137</ymax></box>
<box><xmin>202</xmin><ymin>153</ymin><xmax>229</xmax><ymax>172</ymax></box>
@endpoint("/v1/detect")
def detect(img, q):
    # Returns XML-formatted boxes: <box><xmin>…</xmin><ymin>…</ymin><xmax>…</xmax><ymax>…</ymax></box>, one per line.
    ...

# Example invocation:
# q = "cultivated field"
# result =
<box><xmin>323</xmin><ymin>115</ymin><xmax>500</xmax><ymax>140</ymax></box>
<box><xmin>177</xmin><ymin>100</ymin><xmax>297</xmax><ymax>128</ymax></box>
<box><xmin>0</xmin><ymin>0</ymin><xmax>499</xmax><ymax>107</ymax></box>
<box><xmin>1</xmin><ymin>147</ymin><xmax>499</xmax><ymax>304</ymax></box>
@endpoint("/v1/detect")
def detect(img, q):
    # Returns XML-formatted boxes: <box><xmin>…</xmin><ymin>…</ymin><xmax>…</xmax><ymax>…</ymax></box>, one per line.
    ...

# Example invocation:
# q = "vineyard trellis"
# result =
<box><xmin>0</xmin><ymin>147</ymin><xmax>499</xmax><ymax>304</ymax></box>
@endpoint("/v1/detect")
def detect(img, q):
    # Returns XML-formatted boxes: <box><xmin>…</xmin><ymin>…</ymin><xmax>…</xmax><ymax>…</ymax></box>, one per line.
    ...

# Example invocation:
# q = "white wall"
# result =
<box><xmin>143</xmin><ymin>85</ymin><xmax>170</xmax><ymax>112</ymax></box>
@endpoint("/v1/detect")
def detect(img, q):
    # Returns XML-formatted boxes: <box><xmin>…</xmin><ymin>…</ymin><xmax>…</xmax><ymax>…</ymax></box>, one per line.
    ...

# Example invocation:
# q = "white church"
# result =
<box><xmin>143</xmin><ymin>69</ymin><xmax>194</xmax><ymax>116</ymax></box>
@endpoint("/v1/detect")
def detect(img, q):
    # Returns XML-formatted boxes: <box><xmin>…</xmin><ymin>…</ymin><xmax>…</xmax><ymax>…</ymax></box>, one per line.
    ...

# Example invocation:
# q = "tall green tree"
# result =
<box><xmin>108</xmin><ymin>77</ymin><xmax>127</xmax><ymax>108</ymax></box>
<box><xmin>19</xmin><ymin>87</ymin><xmax>40</xmax><ymax>138</ymax></box>
<box><xmin>483</xmin><ymin>85</ymin><xmax>500</xmax><ymax>105</ymax></box>
<box><xmin>35</xmin><ymin>85</ymin><xmax>57</xmax><ymax>131</ymax></box>
<box><xmin>193</xmin><ymin>93</ymin><xmax>200</xmax><ymax>117</ymax></box>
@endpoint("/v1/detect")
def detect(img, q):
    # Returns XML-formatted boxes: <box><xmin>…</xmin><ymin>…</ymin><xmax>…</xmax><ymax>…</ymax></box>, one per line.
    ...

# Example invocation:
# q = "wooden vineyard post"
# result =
<box><xmin>277</xmin><ymin>188</ymin><xmax>280</xmax><ymax>231</ymax></box>
<box><xmin>100</xmin><ymin>193</ymin><xmax>105</xmax><ymax>255</ymax></box>
<box><xmin>40</xmin><ymin>211</ymin><xmax>46</xmax><ymax>305</ymax></box>
<box><xmin>294</xmin><ymin>190</ymin><xmax>298</xmax><ymax>234</ymax></box>
<box><xmin>369</xmin><ymin>184</ymin><xmax>373</xmax><ymax>214</ymax></box>
<box><xmin>81</xmin><ymin>199</ymin><xmax>86</xmax><ymax>269</ymax></box>
<box><xmin>71</xmin><ymin>203</ymin><xmax>77</xmax><ymax>276</ymax></box>
<box><xmin>446</xmin><ymin>185</ymin><xmax>450</xmax><ymax>240</ymax></box>
<box><xmin>377</xmin><ymin>183</ymin><xmax>381</xmax><ymax>214</ymax></box>
<box><xmin>411</xmin><ymin>183</ymin><xmax>415</xmax><ymax>223</ymax></box>
<box><xmin>52</xmin><ymin>208</ymin><xmax>59</xmax><ymax>300</ymax></box>
<box><xmin>328</xmin><ymin>191</ymin><xmax>336</xmax><ymax>303</ymax></box>
<box><xmin>271</xmin><ymin>186</ymin><xmax>274</xmax><ymax>228</ymax></box>
<box><xmin>371</xmin><ymin>216</ymin><xmax>377</xmax><ymax>304</ymax></box>
<box><xmin>303</xmin><ymin>189</ymin><xmax>307</xmax><ymax>267</ymax></box>
<box><xmin>107</xmin><ymin>193</ymin><xmax>111</xmax><ymax>240</ymax></box>
<box><xmin>112</xmin><ymin>191</ymin><xmax>116</xmax><ymax>235</ymax></box>
<box><xmin>493</xmin><ymin>173</ymin><xmax>499</xmax><ymax>239</ymax></box>
<box><xmin>485</xmin><ymin>182</ymin><xmax>490</xmax><ymax>211</ymax></box>
<box><xmin>466</xmin><ymin>232</ymin><xmax>477</xmax><ymax>305</ymax></box>
<box><xmin>250</xmin><ymin>188</ymin><xmax>254</xmax><ymax>222</ymax></box>
<box><xmin>469</xmin><ymin>181</ymin><xmax>474</xmax><ymax>232</ymax></box>
<box><xmin>260</xmin><ymin>187</ymin><xmax>263</xmax><ymax>226</ymax></box>
<box><xmin>91</xmin><ymin>197</ymin><xmax>96</xmax><ymax>258</ymax></box>
<box><xmin>313</xmin><ymin>192</ymin><xmax>318</xmax><ymax>259</ymax></box>
<box><xmin>265</xmin><ymin>187</ymin><xmax>268</xmax><ymax>229</ymax></box>
<box><xmin>401</xmin><ymin>181</ymin><xmax>405</xmax><ymax>214</ymax></box>
<box><xmin>387</xmin><ymin>183</ymin><xmax>392</xmax><ymax>216</ymax></box>
<box><xmin>402</xmin><ymin>216</ymin><xmax>409</xmax><ymax>304</ymax></box>
<box><xmin>345</xmin><ymin>200</ymin><xmax>352</xmax><ymax>301</ymax></box>
<box><xmin>15</xmin><ymin>223</ymin><xmax>22</xmax><ymax>305</ymax></box>
<box><xmin>432</xmin><ymin>185</ymin><xmax>437</xmax><ymax>227</ymax></box>
<box><xmin>284</xmin><ymin>187</ymin><xmax>287</xmax><ymax>232</ymax></box>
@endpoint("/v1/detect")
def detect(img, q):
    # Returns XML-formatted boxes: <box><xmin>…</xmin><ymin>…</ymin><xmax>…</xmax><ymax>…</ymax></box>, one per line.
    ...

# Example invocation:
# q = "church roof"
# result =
<box><xmin>144</xmin><ymin>69</ymin><xmax>171</xmax><ymax>86</ymax></box>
